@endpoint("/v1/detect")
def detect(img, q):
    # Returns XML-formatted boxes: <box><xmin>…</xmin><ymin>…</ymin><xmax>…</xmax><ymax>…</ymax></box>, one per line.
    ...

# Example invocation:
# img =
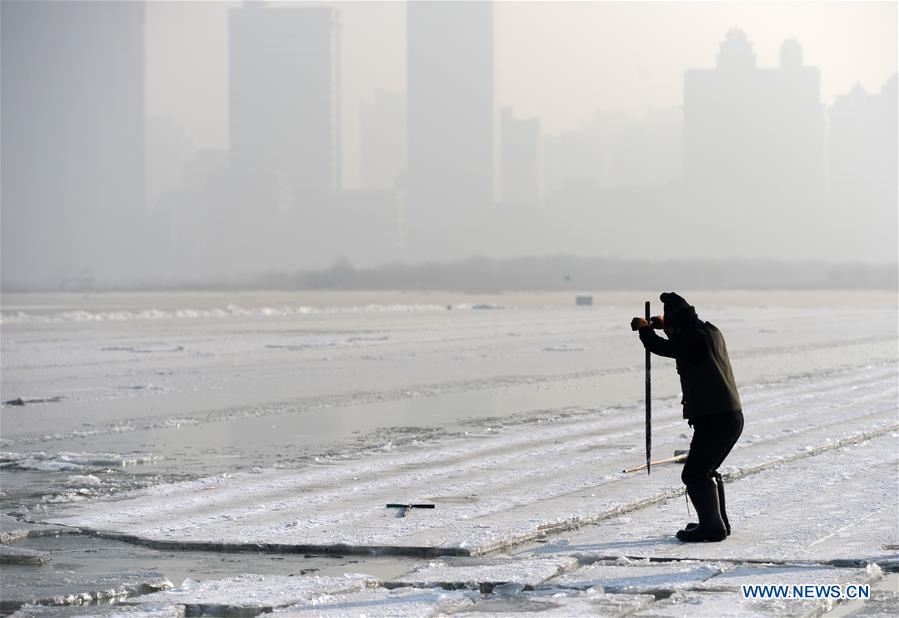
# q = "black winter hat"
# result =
<box><xmin>660</xmin><ymin>292</ymin><xmax>698</xmax><ymax>327</ymax></box>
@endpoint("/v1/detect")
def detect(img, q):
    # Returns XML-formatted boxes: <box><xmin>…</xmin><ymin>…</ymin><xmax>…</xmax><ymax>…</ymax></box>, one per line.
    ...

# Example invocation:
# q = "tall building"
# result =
<box><xmin>543</xmin><ymin>133</ymin><xmax>601</xmax><ymax>198</ymax></box>
<box><xmin>1</xmin><ymin>0</ymin><xmax>146</xmax><ymax>288</ymax></box>
<box><xmin>146</xmin><ymin>115</ymin><xmax>196</xmax><ymax>209</ymax></box>
<box><xmin>828</xmin><ymin>76</ymin><xmax>897</xmax><ymax>262</ymax></box>
<box><xmin>406</xmin><ymin>1</ymin><xmax>494</xmax><ymax>212</ymax></box>
<box><xmin>229</xmin><ymin>2</ymin><xmax>340</xmax><ymax>205</ymax></box>
<box><xmin>360</xmin><ymin>90</ymin><xmax>406</xmax><ymax>191</ymax></box>
<box><xmin>683</xmin><ymin>30</ymin><xmax>826</xmax><ymax>258</ymax></box>
<box><xmin>684</xmin><ymin>31</ymin><xmax>825</xmax><ymax>194</ymax></box>
<box><xmin>610</xmin><ymin>108</ymin><xmax>682</xmax><ymax>187</ymax></box>
<box><xmin>500</xmin><ymin>108</ymin><xmax>540</xmax><ymax>204</ymax></box>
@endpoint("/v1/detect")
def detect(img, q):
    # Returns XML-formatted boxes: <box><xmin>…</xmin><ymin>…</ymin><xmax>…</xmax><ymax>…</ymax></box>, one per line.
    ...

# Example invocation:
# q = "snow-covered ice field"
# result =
<box><xmin>1</xmin><ymin>290</ymin><xmax>897</xmax><ymax>616</ymax></box>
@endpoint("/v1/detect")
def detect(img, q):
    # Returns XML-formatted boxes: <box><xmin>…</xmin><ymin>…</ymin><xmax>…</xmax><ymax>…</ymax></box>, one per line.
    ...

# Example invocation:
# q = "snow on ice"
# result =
<box><xmin>3</xmin><ymin>294</ymin><xmax>897</xmax><ymax>615</ymax></box>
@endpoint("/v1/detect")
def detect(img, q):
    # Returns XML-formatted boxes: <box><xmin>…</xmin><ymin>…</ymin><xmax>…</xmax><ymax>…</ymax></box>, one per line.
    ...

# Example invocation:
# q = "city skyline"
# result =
<box><xmin>147</xmin><ymin>3</ymin><xmax>899</xmax><ymax>270</ymax></box>
<box><xmin>145</xmin><ymin>3</ymin><xmax>897</xmax><ymax>200</ymax></box>
<box><xmin>1</xmin><ymin>0</ymin><xmax>896</xmax><ymax>289</ymax></box>
<box><xmin>145</xmin><ymin>1</ymin><xmax>896</xmax><ymax>189</ymax></box>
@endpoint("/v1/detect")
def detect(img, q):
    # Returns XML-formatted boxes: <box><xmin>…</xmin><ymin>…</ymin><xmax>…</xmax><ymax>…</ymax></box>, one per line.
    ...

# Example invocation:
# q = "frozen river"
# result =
<box><xmin>1</xmin><ymin>290</ymin><xmax>896</xmax><ymax>615</ymax></box>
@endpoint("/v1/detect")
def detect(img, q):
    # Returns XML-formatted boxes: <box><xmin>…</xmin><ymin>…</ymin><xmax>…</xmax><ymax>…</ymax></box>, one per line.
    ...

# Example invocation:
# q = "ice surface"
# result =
<box><xmin>0</xmin><ymin>544</ymin><xmax>50</xmax><ymax>565</ymax></box>
<box><xmin>277</xmin><ymin>587</ymin><xmax>479</xmax><ymax>616</ymax></box>
<box><xmin>9</xmin><ymin>604</ymin><xmax>184</xmax><ymax>618</ymax></box>
<box><xmin>0</xmin><ymin>303</ymin><xmax>456</xmax><ymax>325</ymax></box>
<box><xmin>0</xmin><ymin>514</ymin><xmax>74</xmax><ymax>543</ymax></box>
<box><xmin>841</xmin><ymin>573</ymin><xmax>899</xmax><ymax>617</ymax></box>
<box><xmin>130</xmin><ymin>581</ymin><xmax>656</xmax><ymax>617</ymax></box>
<box><xmin>553</xmin><ymin>560</ymin><xmax>722</xmax><ymax>593</ymax></box>
<box><xmin>35</xmin><ymin>362</ymin><xmax>897</xmax><ymax>559</ymax></box>
<box><xmin>135</xmin><ymin>573</ymin><xmax>377</xmax><ymax>613</ymax></box>
<box><xmin>4</xmin><ymin>295</ymin><xmax>893</xmax><ymax>456</ymax></box>
<box><xmin>452</xmin><ymin>588</ymin><xmax>656</xmax><ymax>616</ymax></box>
<box><xmin>631</xmin><ymin>589</ymin><xmax>826</xmax><ymax>617</ymax></box>
<box><xmin>4</xmin><ymin>293</ymin><xmax>898</xmax><ymax>615</ymax></box>
<box><xmin>102</xmin><ymin>565</ymin><xmax>887</xmax><ymax>617</ymax></box>
<box><xmin>0</xmin><ymin>572</ymin><xmax>172</xmax><ymax>614</ymax></box>
<box><xmin>278</xmin><ymin>587</ymin><xmax>657</xmax><ymax>616</ymax></box>
<box><xmin>543</xmin><ymin>344</ymin><xmax>587</xmax><ymax>352</ymax></box>
<box><xmin>693</xmin><ymin>563</ymin><xmax>878</xmax><ymax>591</ymax></box>
<box><xmin>390</xmin><ymin>556</ymin><xmax>578</xmax><ymax>590</ymax></box>
<box><xmin>539</xmin><ymin>433</ymin><xmax>898</xmax><ymax>565</ymax></box>
<box><xmin>0</xmin><ymin>452</ymin><xmax>160</xmax><ymax>472</ymax></box>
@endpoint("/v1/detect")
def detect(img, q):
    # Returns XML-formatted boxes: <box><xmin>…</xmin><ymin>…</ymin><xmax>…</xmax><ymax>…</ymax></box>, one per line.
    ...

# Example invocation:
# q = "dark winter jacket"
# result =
<box><xmin>639</xmin><ymin>293</ymin><xmax>742</xmax><ymax>419</ymax></box>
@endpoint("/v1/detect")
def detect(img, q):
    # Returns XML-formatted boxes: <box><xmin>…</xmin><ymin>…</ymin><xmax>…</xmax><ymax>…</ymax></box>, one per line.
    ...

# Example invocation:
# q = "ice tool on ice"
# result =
<box><xmin>386</xmin><ymin>503</ymin><xmax>436</xmax><ymax>518</ymax></box>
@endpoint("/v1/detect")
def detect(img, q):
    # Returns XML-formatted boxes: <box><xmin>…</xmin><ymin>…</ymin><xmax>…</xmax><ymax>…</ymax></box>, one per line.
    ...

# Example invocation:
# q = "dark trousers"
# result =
<box><xmin>681</xmin><ymin>411</ymin><xmax>744</xmax><ymax>486</ymax></box>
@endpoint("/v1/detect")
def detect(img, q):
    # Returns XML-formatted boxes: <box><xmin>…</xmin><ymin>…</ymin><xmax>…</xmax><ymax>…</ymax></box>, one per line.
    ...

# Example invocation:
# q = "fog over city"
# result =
<box><xmin>2</xmin><ymin>0</ymin><xmax>896</xmax><ymax>290</ymax></box>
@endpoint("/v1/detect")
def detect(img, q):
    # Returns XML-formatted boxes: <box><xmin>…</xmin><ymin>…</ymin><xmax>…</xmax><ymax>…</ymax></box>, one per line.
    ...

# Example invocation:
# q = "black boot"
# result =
<box><xmin>714</xmin><ymin>472</ymin><xmax>731</xmax><ymax>536</ymax></box>
<box><xmin>684</xmin><ymin>473</ymin><xmax>731</xmax><ymax>536</ymax></box>
<box><xmin>676</xmin><ymin>479</ymin><xmax>727</xmax><ymax>542</ymax></box>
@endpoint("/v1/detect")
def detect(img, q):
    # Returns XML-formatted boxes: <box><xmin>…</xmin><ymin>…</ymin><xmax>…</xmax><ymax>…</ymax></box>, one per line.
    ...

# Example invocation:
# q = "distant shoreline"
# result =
<box><xmin>2</xmin><ymin>255</ymin><xmax>896</xmax><ymax>294</ymax></box>
<box><xmin>2</xmin><ymin>289</ymin><xmax>896</xmax><ymax>315</ymax></box>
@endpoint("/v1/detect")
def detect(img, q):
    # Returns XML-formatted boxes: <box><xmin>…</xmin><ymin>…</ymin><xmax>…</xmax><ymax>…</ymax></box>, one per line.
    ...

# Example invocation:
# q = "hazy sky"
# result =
<box><xmin>145</xmin><ymin>1</ymin><xmax>897</xmax><ymax>188</ymax></box>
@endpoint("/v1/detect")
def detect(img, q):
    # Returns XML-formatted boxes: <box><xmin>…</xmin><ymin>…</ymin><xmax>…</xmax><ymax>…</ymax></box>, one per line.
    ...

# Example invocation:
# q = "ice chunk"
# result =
<box><xmin>1</xmin><ymin>573</ymin><xmax>171</xmax><ymax>615</ymax></box>
<box><xmin>554</xmin><ymin>560</ymin><xmax>722</xmax><ymax>593</ymax></box>
<box><xmin>0</xmin><ymin>515</ymin><xmax>74</xmax><ymax>543</ymax></box>
<box><xmin>0</xmin><ymin>545</ymin><xmax>50</xmax><ymax>565</ymax></box>
<box><xmin>461</xmin><ymin>588</ymin><xmax>656</xmax><ymax>616</ymax></box>
<box><xmin>491</xmin><ymin>582</ymin><xmax>525</xmax><ymax>596</ymax></box>
<box><xmin>135</xmin><ymin>574</ymin><xmax>377</xmax><ymax>614</ymax></box>
<box><xmin>1</xmin><ymin>452</ymin><xmax>159</xmax><ymax>472</ymax></box>
<box><xmin>279</xmin><ymin>586</ymin><xmax>477</xmax><ymax>616</ymax></box>
<box><xmin>67</xmin><ymin>475</ymin><xmax>104</xmax><ymax>487</ymax></box>
<box><xmin>633</xmin><ymin>589</ymin><xmax>831</xmax><ymax>617</ymax></box>
<box><xmin>694</xmin><ymin>563</ymin><xmax>875</xmax><ymax>592</ymax></box>
<box><xmin>866</xmin><ymin>562</ymin><xmax>884</xmax><ymax>580</ymax></box>
<box><xmin>9</xmin><ymin>602</ymin><xmax>182</xmax><ymax>617</ymax></box>
<box><xmin>391</xmin><ymin>556</ymin><xmax>577</xmax><ymax>591</ymax></box>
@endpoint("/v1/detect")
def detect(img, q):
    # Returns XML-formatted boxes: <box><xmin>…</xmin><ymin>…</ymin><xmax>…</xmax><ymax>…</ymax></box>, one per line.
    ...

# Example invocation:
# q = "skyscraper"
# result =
<box><xmin>684</xmin><ymin>31</ymin><xmax>825</xmax><ymax>196</ymax></box>
<box><xmin>360</xmin><ymin>90</ymin><xmax>406</xmax><ymax>191</ymax></box>
<box><xmin>406</xmin><ymin>1</ymin><xmax>494</xmax><ymax>212</ymax></box>
<box><xmin>829</xmin><ymin>76</ymin><xmax>897</xmax><ymax>262</ymax></box>
<box><xmin>229</xmin><ymin>1</ymin><xmax>340</xmax><ymax>205</ymax></box>
<box><xmin>2</xmin><ymin>0</ymin><xmax>146</xmax><ymax>288</ymax></box>
<box><xmin>500</xmin><ymin>108</ymin><xmax>540</xmax><ymax>204</ymax></box>
<box><xmin>683</xmin><ymin>30</ymin><xmax>826</xmax><ymax>258</ymax></box>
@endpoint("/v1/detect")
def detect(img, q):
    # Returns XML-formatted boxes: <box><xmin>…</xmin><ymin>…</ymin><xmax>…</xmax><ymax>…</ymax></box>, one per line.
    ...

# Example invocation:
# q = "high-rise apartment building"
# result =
<box><xmin>2</xmin><ymin>0</ymin><xmax>146</xmax><ymax>287</ymax></box>
<box><xmin>829</xmin><ymin>76</ymin><xmax>897</xmax><ymax>262</ymax></box>
<box><xmin>360</xmin><ymin>90</ymin><xmax>406</xmax><ymax>191</ymax></box>
<box><xmin>406</xmin><ymin>1</ymin><xmax>494</xmax><ymax>211</ymax></box>
<box><xmin>682</xmin><ymin>30</ymin><xmax>827</xmax><ymax>258</ymax></box>
<box><xmin>500</xmin><ymin>108</ymin><xmax>540</xmax><ymax>204</ymax></box>
<box><xmin>229</xmin><ymin>2</ymin><xmax>340</xmax><ymax>205</ymax></box>
<box><xmin>684</xmin><ymin>31</ymin><xmax>825</xmax><ymax>199</ymax></box>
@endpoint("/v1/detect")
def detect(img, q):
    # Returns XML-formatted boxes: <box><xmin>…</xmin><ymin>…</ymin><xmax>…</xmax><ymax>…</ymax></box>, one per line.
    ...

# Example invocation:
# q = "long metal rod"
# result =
<box><xmin>645</xmin><ymin>300</ymin><xmax>652</xmax><ymax>475</ymax></box>
<box><xmin>623</xmin><ymin>453</ymin><xmax>686</xmax><ymax>474</ymax></box>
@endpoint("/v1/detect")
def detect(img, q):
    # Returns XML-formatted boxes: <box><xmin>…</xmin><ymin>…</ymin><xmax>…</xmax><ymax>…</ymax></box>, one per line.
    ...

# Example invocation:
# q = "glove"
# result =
<box><xmin>650</xmin><ymin>315</ymin><xmax>665</xmax><ymax>329</ymax></box>
<box><xmin>630</xmin><ymin>317</ymin><xmax>649</xmax><ymax>331</ymax></box>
